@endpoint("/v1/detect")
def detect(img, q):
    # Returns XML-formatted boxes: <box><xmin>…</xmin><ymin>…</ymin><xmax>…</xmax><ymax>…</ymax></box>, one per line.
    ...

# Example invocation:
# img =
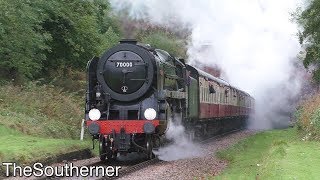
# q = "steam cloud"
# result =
<box><xmin>153</xmin><ymin>116</ymin><xmax>203</xmax><ymax>161</ymax></box>
<box><xmin>110</xmin><ymin>0</ymin><xmax>305</xmax><ymax>129</ymax></box>
<box><xmin>110</xmin><ymin>0</ymin><xmax>306</xmax><ymax>159</ymax></box>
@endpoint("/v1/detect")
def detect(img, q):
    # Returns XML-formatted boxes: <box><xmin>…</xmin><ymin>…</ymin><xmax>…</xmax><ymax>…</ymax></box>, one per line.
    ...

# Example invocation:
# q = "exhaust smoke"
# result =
<box><xmin>153</xmin><ymin>115</ymin><xmax>203</xmax><ymax>161</ymax></box>
<box><xmin>110</xmin><ymin>0</ymin><xmax>306</xmax><ymax>130</ymax></box>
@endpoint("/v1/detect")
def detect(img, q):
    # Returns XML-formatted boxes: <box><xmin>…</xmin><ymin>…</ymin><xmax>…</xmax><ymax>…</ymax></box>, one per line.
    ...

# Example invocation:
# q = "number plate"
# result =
<box><xmin>115</xmin><ymin>61</ymin><xmax>134</xmax><ymax>68</ymax></box>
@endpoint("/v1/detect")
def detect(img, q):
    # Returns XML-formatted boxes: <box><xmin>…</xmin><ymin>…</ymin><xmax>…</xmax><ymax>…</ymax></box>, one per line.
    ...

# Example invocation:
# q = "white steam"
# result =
<box><xmin>110</xmin><ymin>1</ymin><xmax>304</xmax><ymax>127</ymax></box>
<box><xmin>153</xmin><ymin>116</ymin><xmax>203</xmax><ymax>161</ymax></box>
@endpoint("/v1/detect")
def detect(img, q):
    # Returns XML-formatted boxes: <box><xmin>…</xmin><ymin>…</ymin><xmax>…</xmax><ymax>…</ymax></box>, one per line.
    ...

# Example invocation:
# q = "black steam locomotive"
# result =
<box><xmin>85</xmin><ymin>39</ymin><xmax>254</xmax><ymax>161</ymax></box>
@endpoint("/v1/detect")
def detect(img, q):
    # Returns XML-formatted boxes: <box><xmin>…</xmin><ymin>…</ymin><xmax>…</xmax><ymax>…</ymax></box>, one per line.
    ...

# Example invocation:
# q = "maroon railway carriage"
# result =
<box><xmin>186</xmin><ymin>65</ymin><xmax>254</xmax><ymax>136</ymax></box>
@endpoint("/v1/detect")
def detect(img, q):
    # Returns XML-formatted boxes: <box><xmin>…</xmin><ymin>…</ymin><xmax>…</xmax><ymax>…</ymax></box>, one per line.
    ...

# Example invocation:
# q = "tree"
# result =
<box><xmin>138</xmin><ymin>30</ymin><xmax>187</xmax><ymax>57</ymax></box>
<box><xmin>36</xmin><ymin>0</ymin><xmax>120</xmax><ymax>73</ymax></box>
<box><xmin>0</xmin><ymin>0</ymin><xmax>122</xmax><ymax>81</ymax></box>
<box><xmin>295</xmin><ymin>0</ymin><xmax>320</xmax><ymax>83</ymax></box>
<box><xmin>0</xmin><ymin>0</ymin><xmax>50</xmax><ymax>80</ymax></box>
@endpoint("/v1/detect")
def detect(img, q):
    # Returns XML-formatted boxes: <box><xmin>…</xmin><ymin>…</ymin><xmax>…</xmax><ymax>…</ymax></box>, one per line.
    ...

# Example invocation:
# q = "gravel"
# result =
<box><xmin>118</xmin><ymin>130</ymin><xmax>256</xmax><ymax>180</ymax></box>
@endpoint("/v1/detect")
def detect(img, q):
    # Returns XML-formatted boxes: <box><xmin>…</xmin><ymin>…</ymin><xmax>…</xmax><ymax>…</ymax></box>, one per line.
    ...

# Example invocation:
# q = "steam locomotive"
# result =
<box><xmin>85</xmin><ymin>39</ymin><xmax>254</xmax><ymax>161</ymax></box>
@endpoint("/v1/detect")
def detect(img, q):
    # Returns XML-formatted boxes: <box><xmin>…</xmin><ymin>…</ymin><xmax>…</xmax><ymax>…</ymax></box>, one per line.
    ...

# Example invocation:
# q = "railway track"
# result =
<box><xmin>101</xmin><ymin>158</ymin><xmax>162</xmax><ymax>180</ymax></box>
<box><xmin>98</xmin><ymin>128</ymin><xmax>243</xmax><ymax>180</ymax></box>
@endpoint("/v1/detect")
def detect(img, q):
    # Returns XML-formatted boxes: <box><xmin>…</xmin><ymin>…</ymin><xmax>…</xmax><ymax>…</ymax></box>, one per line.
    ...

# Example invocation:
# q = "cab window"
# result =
<box><xmin>155</xmin><ymin>49</ymin><xmax>175</xmax><ymax>65</ymax></box>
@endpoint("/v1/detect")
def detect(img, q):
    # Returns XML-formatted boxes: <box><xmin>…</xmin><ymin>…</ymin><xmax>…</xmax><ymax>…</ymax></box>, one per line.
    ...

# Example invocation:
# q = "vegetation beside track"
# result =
<box><xmin>0</xmin><ymin>125</ymin><xmax>91</xmax><ymax>165</ymax></box>
<box><xmin>0</xmin><ymin>82</ymin><xmax>96</xmax><ymax>169</ymax></box>
<box><xmin>214</xmin><ymin>91</ymin><xmax>320</xmax><ymax>179</ymax></box>
<box><xmin>215</xmin><ymin>128</ymin><xmax>320</xmax><ymax>179</ymax></box>
<box><xmin>294</xmin><ymin>93</ymin><xmax>320</xmax><ymax>140</ymax></box>
<box><xmin>0</xmin><ymin>0</ymin><xmax>186</xmax><ymax>168</ymax></box>
<box><xmin>0</xmin><ymin>82</ymin><xmax>85</xmax><ymax>139</ymax></box>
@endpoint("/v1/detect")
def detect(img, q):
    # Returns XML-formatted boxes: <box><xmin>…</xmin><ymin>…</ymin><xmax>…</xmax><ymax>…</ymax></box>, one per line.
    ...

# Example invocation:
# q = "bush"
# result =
<box><xmin>0</xmin><ymin>82</ymin><xmax>84</xmax><ymax>139</ymax></box>
<box><xmin>45</xmin><ymin>68</ymin><xmax>87</xmax><ymax>95</ymax></box>
<box><xmin>296</xmin><ymin>93</ymin><xmax>320</xmax><ymax>140</ymax></box>
<box><xmin>138</xmin><ymin>31</ymin><xmax>187</xmax><ymax>57</ymax></box>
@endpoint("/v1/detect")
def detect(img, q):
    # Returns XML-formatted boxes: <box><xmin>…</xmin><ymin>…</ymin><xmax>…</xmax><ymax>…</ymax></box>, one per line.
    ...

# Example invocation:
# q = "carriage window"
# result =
<box><xmin>207</xmin><ymin>89</ymin><xmax>209</xmax><ymax>102</ymax></box>
<box><xmin>205</xmin><ymin>88</ymin><xmax>208</xmax><ymax>102</ymax></box>
<box><xmin>216</xmin><ymin>92</ymin><xmax>219</xmax><ymax>103</ymax></box>
<box><xmin>213</xmin><ymin>92</ymin><xmax>215</xmax><ymax>103</ymax></box>
<box><xmin>215</xmin><ymin>90</ymin><xmax>218</xmax><ymax>103</ymax></box>
<box><xmin>201</xmin><ymin>87</ymin><xmax>204</xmax><ymax>102</ymax></box>
<box><xmin>203</xmin><ymin>87</ymin><xmax>205</xmax><ymax>102</ymax></box>
<box><xmin>209</xmin><ymin>85</ymin><xmax>215</xmax><ymax>94</ymax></box>
<box><xmin>201</xmin><ymin>87</ymin><xmax>203</xmax><ymax>102</ymax></box>
<box><xmin>204</xmin><ymin>88</ymin><xmax>206</xmax><ymax>102</ymax></box>
<box><xmin>200</xmin><ymin>87</ymin><xmax>202</xmax><ymax>102</ymax></box>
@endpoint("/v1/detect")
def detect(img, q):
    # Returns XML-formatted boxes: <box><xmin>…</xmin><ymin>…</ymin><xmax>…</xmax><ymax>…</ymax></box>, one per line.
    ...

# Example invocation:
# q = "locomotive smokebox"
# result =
<box><xmin>96</xmin><ymin>40</ymin><xmax>156</xmax><ymax>102</ymax></box>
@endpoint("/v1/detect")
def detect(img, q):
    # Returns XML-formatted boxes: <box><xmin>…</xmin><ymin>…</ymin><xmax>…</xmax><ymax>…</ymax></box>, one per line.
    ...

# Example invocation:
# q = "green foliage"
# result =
<box><xmin>0</xmin><ymin>83</ymin><xmax>98</xmax><ymax>167</ymax></box>
<box><xmin>0</xmin><ymin>0</ymin><xmax>187</xmax><ymax>81</ymax></box>
<box><xmin>0</xmin><ymin>125</ymin><xmax>90</xmax><ymax>166</ymax></box>
<box><xmin>0</xmin><ymin>82</ymin><xmax>86</xmax><ymax>139</ymax></box>
<box><xmin>294</xmin><ymin>107</ymin><xmax>303</xmax><ymax>130</ymax></box>
<box><xmin>98</xmin><ymin>27</ymin><xmax>121</xmax><ymax>53</ymax></box>
<box><xmin>39</xmin><ymin>0</ymin><xmax>109</xmax><ymax>70</ymax></box>
<box><xmin>48</xmin><ymin>68</ymin><xmax>87</xmax><ymax>94</ymax></box>
<box><xmin>215</xmin><ymin>129</ymin><xmax>320</xmax><ymax>180</ymax></box>
<box><xmin>138</xmin><ymin>31</ymin><xmax>187</xmax><ymax>57</ymax></box>
<box><xmin>0</xmin><ymin>0</ymin><xmax>50</xmax><ymax>80</ymax></box>
<box><xmin>295</xmin><ymin>94</ymin><xmax>320</xmax><ymax>140</ymax></box>
<box><xmin>0</xmin><ymin>0</ymin><xmax>121</xmax><ymax>81</ymax></box>
<box><xmin>295</xmin><ymin>0</ymin><xmax>320</xmax><ymax>83</ymax></box>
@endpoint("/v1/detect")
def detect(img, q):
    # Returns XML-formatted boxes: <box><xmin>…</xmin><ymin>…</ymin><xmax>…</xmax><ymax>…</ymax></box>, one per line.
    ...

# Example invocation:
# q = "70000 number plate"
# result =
<box><xmin>115</xmin><ymin>62</ymin><xmax>134</xmax><ymax>68</ymax></box>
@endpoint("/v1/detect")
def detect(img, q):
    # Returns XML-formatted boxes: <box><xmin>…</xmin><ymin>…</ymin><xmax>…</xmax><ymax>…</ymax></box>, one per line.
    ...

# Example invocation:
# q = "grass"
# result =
<box><xmin>0</xmin><ymin>125</ymin><xmax>91</xmax><ymax>165</ymax></box>
<box><xmin>0</xmin><ymin>82</ymin><xmax>85</xmax><ymax>139</ymax></box>
<box><xmin>0</xmin><ymin>82</ymin><xmax>95</xmax><ymax>168</ymax></box>
<box><xmin>214</xmin><ymin>128</ymin><xmax>320</xmax><ymax>180</ymax></box>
